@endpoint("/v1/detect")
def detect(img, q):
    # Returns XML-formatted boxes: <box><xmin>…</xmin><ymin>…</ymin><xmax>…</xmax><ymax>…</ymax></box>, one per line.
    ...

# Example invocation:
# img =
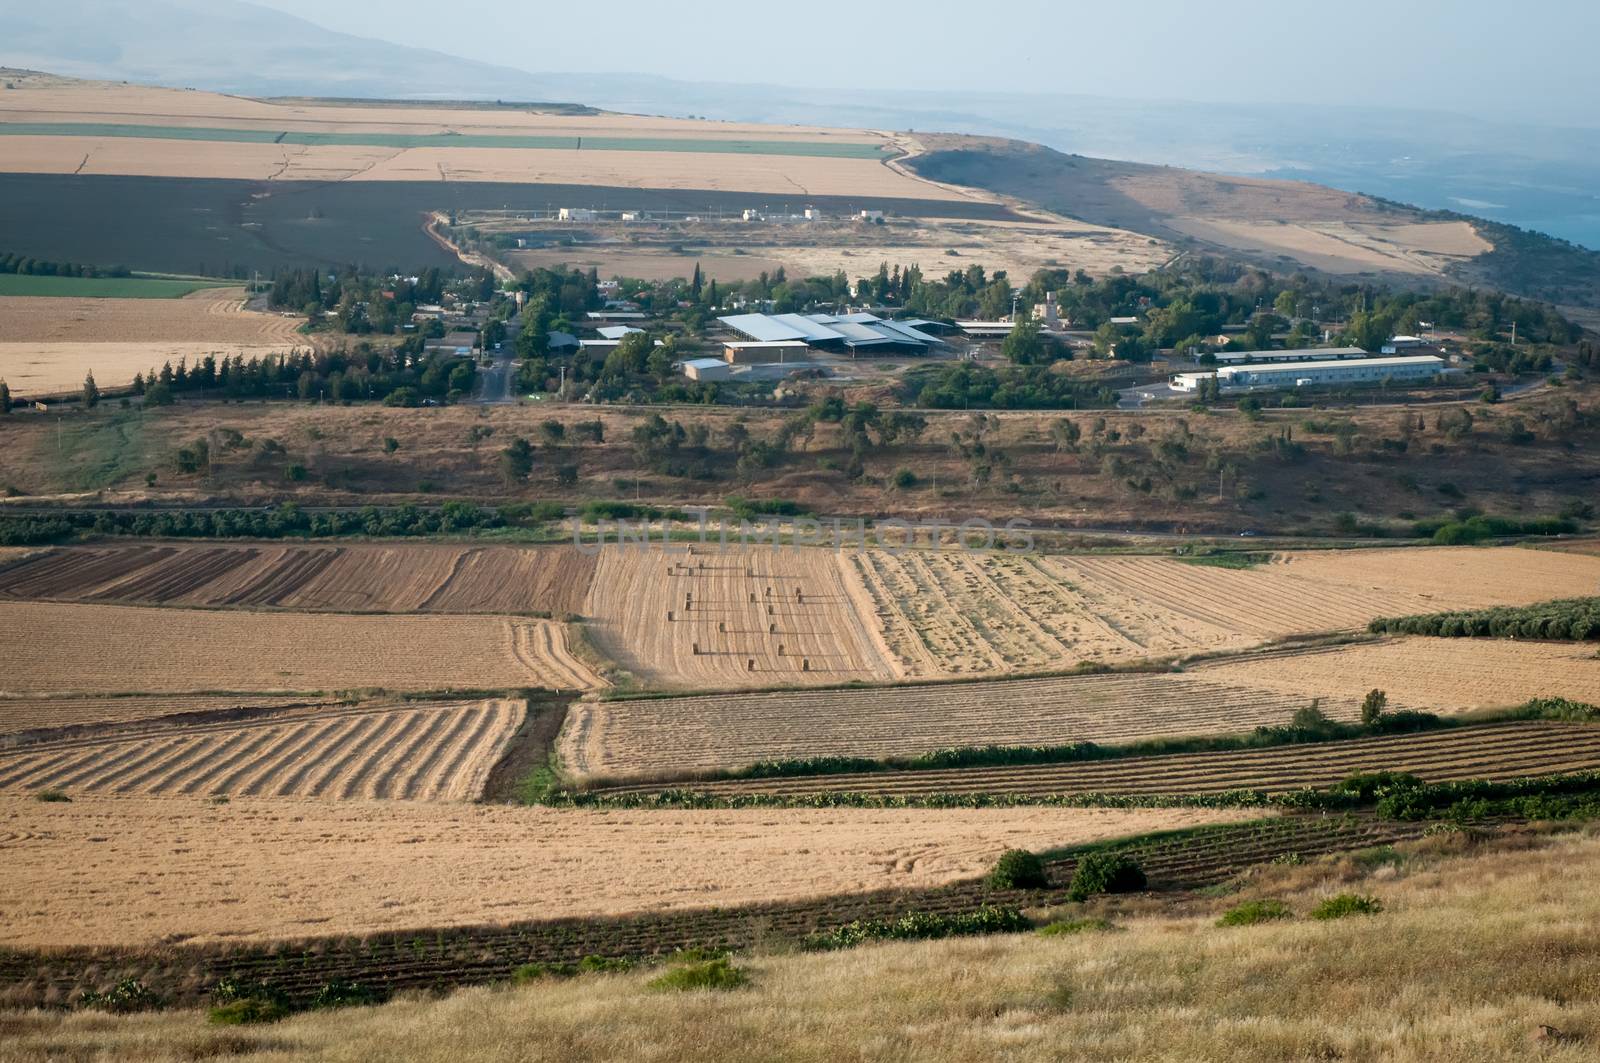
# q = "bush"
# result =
<box><xmin>208</xmin><ymin>997</ymin><xmax>290</xmax><ymax>1025</ymax></box>
<box><xmin>646</xmin><ymin>957</ymin><xmax>748</xmax><ymax>992</ymax></box>
<box><xmin>1066</xmin><ymin>852</ymin><xmax>1146</xmax><ymax>902</ymax></box>
<box><xmin>988</xmin><ymin>848</ymin><xmax>1049</xmax><ymax>890</ymax></box>
<box><xmin>307</xmin><ymin>979</ymin><xmax>380</xmax><ymax>1010</ymax></box>
<box><xmin>1216</xmin><ymin>899</ymin><xmax>1292</xmax><ymax>927</ymax></box>
<box><xmin>34</xmin><ymin>788</ymin><xmax>71</xmax><ymax>802</ymax></box>
<box><xmin>807</xmin><ymin>905</ymin><xmax>1029</xmax><ymax>951</ymax></box>
<box><xmin>1310</xmin><ymin>894</ymin><xmax>1383</xmax><ymax>920</ymax></box>
<box><xmin>1037</xmin><ymin>917</ymin><xmax>1117</xmax><ymax>936</ymax></box>
<box><xmin>80</xmin><ymin>979</ymin><xmax>162</xmax><ymax>1014</ymax></box>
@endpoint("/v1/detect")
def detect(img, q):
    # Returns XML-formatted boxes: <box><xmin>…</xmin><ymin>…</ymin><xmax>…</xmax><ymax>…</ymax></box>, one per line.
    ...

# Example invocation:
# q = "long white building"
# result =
<box><xmin>1172</xmin><ymin>355</ymin><xmax>1448</xmax><ymax>393</ymax></box>
<box><xmin>1210</xmin><ymin>346</ymin><xmax>1369</xmax><ymax>365</ymax></box>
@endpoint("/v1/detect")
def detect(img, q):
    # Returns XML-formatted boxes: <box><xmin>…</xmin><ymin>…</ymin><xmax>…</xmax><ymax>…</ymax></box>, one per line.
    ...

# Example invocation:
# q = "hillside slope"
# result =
<box><xmin>909</xmin><ymin>134</ymin><xmax>1600</xmax><ymax>308</ymax></box>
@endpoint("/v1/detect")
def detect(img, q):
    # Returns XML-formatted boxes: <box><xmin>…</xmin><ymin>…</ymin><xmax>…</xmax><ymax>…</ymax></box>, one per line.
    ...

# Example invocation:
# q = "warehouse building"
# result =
<box><xmin>717</xmin><ymin>312</ymin><xmax>944</xmax><ymax>355</ymax></box>
<box><xmin>1172</xmin><ymin>355</ymin><xmax>1448</xmax><ymax>393</ymax></box>
<box><xmin>1211</xmin><ymin>346</ymin><xmax>1370</xmax><ymax>366</ymax></box>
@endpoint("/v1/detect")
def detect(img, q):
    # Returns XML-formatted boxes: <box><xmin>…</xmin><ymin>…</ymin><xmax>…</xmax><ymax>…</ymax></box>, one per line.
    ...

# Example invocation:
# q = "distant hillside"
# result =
<box><xmin>908</xmin><ymin>135</ymin><xmax>1600</xmax><ymax>310</ymax></box>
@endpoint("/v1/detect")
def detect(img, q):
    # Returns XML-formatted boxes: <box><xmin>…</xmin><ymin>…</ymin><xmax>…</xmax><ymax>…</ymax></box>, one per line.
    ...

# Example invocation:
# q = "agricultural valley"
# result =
<box><xmin>1</xmin><ymin>24</ymin><xmax>1600</xmax><ymax>1062</ymax></box>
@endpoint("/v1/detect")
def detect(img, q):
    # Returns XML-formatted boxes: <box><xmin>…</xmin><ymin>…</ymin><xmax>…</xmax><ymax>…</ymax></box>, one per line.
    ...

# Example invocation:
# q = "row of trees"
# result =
<box><xmin>0</xmin><ymin>252</ymin><xmax>130</xmax><ymax>278</ymax></box>
<box><xmin>124</xmin><ymin>346</ymin><xmax>477</xmax><ymax>406</ymax></box>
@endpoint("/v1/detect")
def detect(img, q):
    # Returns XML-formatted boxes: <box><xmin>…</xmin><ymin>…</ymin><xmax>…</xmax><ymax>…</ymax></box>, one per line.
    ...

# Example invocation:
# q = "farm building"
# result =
<box><xmin>547</xmin><ymin>330</ymin><xmax>579</xmax><ymax>352</ymax></box>
<box><xmin>1172</xmin><ymin>355</ymin><xmax>1449</xmax><ymax>393</ymax></box>
<box><xmin>596</xmin><ymin>325</ymin><xmax>645</xmax><ymax>340</ymax></box>
<box><xmin>1211</xmin><ymin>346</ymin><xmax>1370</xmax><ymax>366</ymax></box>
<box><xmin>587</xmin><ymin>311</ymin><xmax>649</xmax><ymax>322</ymax></box>
<box><xmin>1382</xmin><ymin>336</ymin><xmax>1431</xmax><ymax>354</ymax></box>
<box><xmin>718</xmin><ymin>312</ymin><xmax>944</xmax><ymax>355</ymax></box>
<box><xmin>682</xmin><ymin>357</ymin><xmax>735</xmax><ymax>381</ymax></box>
<box><xmin>558</xmin><ymin>208</ymin><xmax>598</xmax><ymax>222</ymax></box>
<box><xmin>723</xmin><ymin>340</ymin><xmax>810</xmax><ymax>365</ymax></box>
<box><xmin>957</xmin><ymin>320</ymin><xmax>1016</xmax><ymax>338</ymax></box>
<box><xmin>424</xmin><ymin>331</ymin><xmax>479</xmax><ymax>356</ymax></box>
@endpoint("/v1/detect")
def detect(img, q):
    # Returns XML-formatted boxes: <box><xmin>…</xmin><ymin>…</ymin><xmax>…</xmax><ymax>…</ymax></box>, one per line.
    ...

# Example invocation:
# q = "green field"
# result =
<box><xmin>0</xmin><ymin>274</ymin><xmax>235</xmax><ymax>298</ymax></box>
<box><xmin>0</xmin><ymin>122</ymin><xmax>891</xmax><ymax>159</ymax></box>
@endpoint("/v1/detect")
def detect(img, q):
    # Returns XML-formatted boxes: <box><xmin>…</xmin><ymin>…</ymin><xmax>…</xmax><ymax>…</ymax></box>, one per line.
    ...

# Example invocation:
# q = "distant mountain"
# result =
<box><xmin>0</xmin><ymin>0</ymin><xmax>595</xmax><ymax>101</ymax></box>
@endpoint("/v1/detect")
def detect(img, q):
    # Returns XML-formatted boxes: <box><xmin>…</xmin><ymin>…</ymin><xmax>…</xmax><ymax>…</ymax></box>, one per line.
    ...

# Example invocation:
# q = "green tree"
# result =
<box><xmin>501</xmin><ymin>437</ymin><xmax>535</xmax><ymax>482</ymax></box>
<box><xmin>540</xmin><ymin>419</ymin><xmax>566</xmax><ymax>446</ymax></box>
<box><xmin>81</xmin><ymin>372</ymin><xmax>100</xmax><ymax>409</ymax></box>
<box><xmin>1361</xmin><ymin>689</ymin><xmax>1388</xmax><ymax>727</ymax></box>
<box><xmin>1001</xmin><ymin>316</ymin><xmax>1047</xmax><ymax>365</ymax></box>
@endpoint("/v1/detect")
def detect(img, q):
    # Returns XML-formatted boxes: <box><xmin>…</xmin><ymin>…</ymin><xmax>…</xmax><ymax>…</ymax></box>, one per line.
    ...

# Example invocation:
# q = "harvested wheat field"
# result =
<box><xmin>0</xmin><ymin>796</ymin><xmax>1260</xmax><ymax>948</ymax></box>
<box><xmin>583</xmin><ymin>545</ymin><xmax>897</xmax><ymax>689</ymax></box>
<box><xmin>559</xmin><ymin>671</ymin><xmax>1366</xmax><ymax>783</ymax></box>
<box><xmin>0</xmin><ymin>602</ymin><xmax>597</xmax><ymax>694</ymax></box>
<box><xmin>0</xmin><ymin>699</ymin><xmax>523</xmax><ymax>801</ymax></box>
<box><xmin>0</xmin><ymin>542</ymin><xmax>596</xmax><ymax>615</ymax></box>
<box><xmin>0</xmin><ymin>288</ymin><xmax>312</xmax><ymax>393</ymax></box>
<box><xmin>0</xmin><ymin>693</ymin><xmax>342</xmax><ymax>740</ymax></box>
<box><xmin>599</xmin><ymin>721</ymin><xmax>1600</xmax><ymax>800</ymax></box>
<box><xmin>1193</xmin><ymin>637</ymin><xmax>1600</xmax><ymax>714</ymax></box>
<box><xmin>848</xmin><ymin>546</ymin><xmax>1600</xmax><ymax>678</ymax></box>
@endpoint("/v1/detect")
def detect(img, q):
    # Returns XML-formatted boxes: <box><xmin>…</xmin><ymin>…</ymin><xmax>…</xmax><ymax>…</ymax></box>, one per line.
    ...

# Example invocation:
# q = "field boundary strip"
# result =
<box><xmin>0</xmin><ymin>123</ymin><xmax>892</xmax><ymax>158</ymax></box>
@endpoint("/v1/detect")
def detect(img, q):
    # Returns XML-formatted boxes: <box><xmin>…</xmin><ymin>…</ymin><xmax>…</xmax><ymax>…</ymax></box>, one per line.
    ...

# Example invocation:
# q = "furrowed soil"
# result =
<box><xmin>0</xmin><ymin>796</ymin><xmax>1260</xmax><ymax>948</ymax></box>
<box><xmin>582</xmin><ymin>545</ymin><xmax>899</xmax><ymax>689</ymax></box>
<box><xmin>0</xmin><ymin>699</ymin><xmax>524</xmax><ymax>801</ymax></box>
<box><xmin>560</xmin><ymin>637</ymin><xmax>1600</xmax><ymax>783</ymax></box>
<box><xmin>0</xmin><ymin>602</ymin><xmax>598</xmax><ymax>694</ymax></box>
<box><xmin>0</xmin><ymin>287</ymin><xmax>313</xmax><ymax>395</ymax></box>
<box><xmin>848</xmin><ymin>546</ymin><xmax>1600</xmax><ymax>678</ymax></box>
<box><xmin>0</xmin><ymin>694</ymin><xmax>343</xmax><ymax>740</ymax></box>
<box><xmin>595</xmin><ymin>721</ymin><xmax>1600</xmax><ymax>799</ymax></box>
<box><xmin>0</xmin><ymin>542</ymin><xmax>596</xmax><ymax>615</ymax></box>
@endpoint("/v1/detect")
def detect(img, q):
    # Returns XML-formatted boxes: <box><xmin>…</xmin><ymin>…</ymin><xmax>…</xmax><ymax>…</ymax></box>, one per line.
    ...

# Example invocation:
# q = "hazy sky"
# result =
<box><xmin>249</xmin><ymin>0</ymin><xmax>1598</xmax><ymax>125</ymax></box>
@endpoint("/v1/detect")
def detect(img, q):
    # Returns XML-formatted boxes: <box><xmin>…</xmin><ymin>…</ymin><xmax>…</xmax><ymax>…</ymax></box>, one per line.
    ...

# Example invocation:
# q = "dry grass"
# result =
<box><xmin>0</xmin><ymin>694</ymin><xmax>343</xmax><ymax>738</ymax></box>
<box><xmin>0</xmin><ymin>796</ymin><xmax>1255</xmax><ymax>948</ymax></box>
<box><xmin>582</xmin><ymin>545</ymin><xmax>898</xmax><ymax>690</ymax></box>
<box><xmin>0</xmin><ymin>602</ymin><xmax>598</xmax><ymax>694</ymax></box>
<box><xmin>8</xmin><ymin>828</ymin><xmax>1600</xmax><ymax>1061</ymax></box>
<box><xmin>0</xmin><ymin>698</ymin><xmax>524</xmax><ymax>801</ymax></box>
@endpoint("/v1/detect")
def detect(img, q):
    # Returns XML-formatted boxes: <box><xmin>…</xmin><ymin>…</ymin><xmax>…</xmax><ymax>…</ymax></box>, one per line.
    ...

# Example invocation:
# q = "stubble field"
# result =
<box><xmin>582</xmin><ymin>545</ymin><xmax>898</xmax><ymax>689</ymax></box>
<box><xmin>0</xmin><ymin>698</ymin><xmax>524</xmax><ymax>801</ymax></box>
<box><xmin>0</xmin><ymin>602</ymin><xmax>598</xmax><ymax>694</ymax></box>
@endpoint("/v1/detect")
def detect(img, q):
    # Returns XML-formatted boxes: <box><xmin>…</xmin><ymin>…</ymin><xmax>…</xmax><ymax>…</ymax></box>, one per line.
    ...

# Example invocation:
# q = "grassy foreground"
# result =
<box><xmin>4</xmin><ymin>826</ymin><xmax>1598</xmax><ymax>1061</ymax></box>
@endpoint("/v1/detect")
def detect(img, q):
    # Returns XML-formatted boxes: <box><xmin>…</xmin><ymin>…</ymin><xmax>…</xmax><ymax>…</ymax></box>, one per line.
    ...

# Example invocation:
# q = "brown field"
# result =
<box><xmin>0</xmin><ymin>694</ymin><xmax>342</xmax><ymax>740</ymax></box>
<box><xmin>0</xmin><ymin>796</ymin><xmax>1260</xmax><ymax>947</ymax></box>
<box><xmin>599</xmin><ymin>721</ymin><xmax>1600</xmax><ymax>799</ymax></box>
<box><xmin>582</xmin><ymin>545</ymin><xmax>898</xmax><ymax>689</ymax></box>
<box><xmin>1194</xmin><ymin>637</ymin><xmax>1600</xmax><ymax>713</ymax></box>
<box><xmin>0</xmin><ymin>542</ymin><xmax>596</xmax><ymax>615</ymax></box>
<box><xmin>559</xmin><ymin>636</ymin><xmax>1600</xmax><ymax>783</ymax></box>
<box><xmin>1164</xmin><ymin>217</ymin><xmax>1488</xmax><ymax>278</ymax></box>
<box><xmin>0</xmin><ymin>602</ymin><xmax>598</xmax><ymax>694</ymax></box>
<box><xmin>0</xmin><ymin>287</ymin><xmax>312</xmax><ymax>393</ymax></box>
<box><xmin>559</xmin><ymin>671</ymin><xmax>1361</xmax><ymax>783</ymax></box>
<box><xmin>0</xmin><ymin>698</ymin><xmax>523</xmax><ymax>801</ymax></box>
<box><xmin>506</xmin><ymin>248</ymin><xmax>787</xmax><ymax>283</ymax></box>
<box><xmin>849</xmin><ymin>546</ymin><xmax>1600</xmax><ymax>678</ymax></box>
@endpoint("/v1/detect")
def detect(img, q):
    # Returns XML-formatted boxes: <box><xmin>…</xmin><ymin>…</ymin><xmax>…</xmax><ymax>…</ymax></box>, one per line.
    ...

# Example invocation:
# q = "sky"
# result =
<box><xmin>248</xmin><ymin>0</ymin><xmax>1600</xmax><ymax>126</ymax></box>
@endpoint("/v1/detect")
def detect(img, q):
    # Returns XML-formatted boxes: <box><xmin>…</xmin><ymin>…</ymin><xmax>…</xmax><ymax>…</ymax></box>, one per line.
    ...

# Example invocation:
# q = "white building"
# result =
<box><xmin>1382</xmin><ymin>336</ymin><xmax>1429</xmax><ymax>354</ymax></box>
<box><xmin>858</xmin><ymin>209</ymin><xmax>885</xmax><ymax>222</ymax></box>
<box><xmin>558</xmin><ymin>208</ymin><xmax>598</xmax><ymax>222</ymax></box>
<box><xmin>1212</xmin><ymin>346</ymin><xmax>1370</xmax><ymax>366</ymax></box>
<box><xmin>1172</xmin><ymin>355</ymin><xmax>1448</xmax><ymax>393</ymax></box>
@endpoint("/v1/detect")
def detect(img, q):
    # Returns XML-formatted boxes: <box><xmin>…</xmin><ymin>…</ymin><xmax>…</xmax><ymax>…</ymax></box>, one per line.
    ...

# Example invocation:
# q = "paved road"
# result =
<box><xmin>473</xmin><ymin>352</ymin><xmax>518</xmax><ymax>404</ymax></box>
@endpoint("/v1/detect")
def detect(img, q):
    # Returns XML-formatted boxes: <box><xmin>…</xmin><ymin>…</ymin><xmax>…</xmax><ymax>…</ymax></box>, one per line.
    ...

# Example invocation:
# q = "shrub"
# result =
<box><xmin>988</xmin><ymin>848</ymin><xmax>1049</xmax><ymax>890</ymax></box>
<box><xmin>1066</xmin><ymin>852</ymin><xmax>1146</xmax><ymax>902</ymax></box>
<box><xmin>807</xmin><ymin>905</ymin><xmax>1029</xmax><ymax>951</ymax></box>
<box><xmin>576</xmin><ymin>955</ymin><xmax>634</xmax><ymax>974</ymax></box>
<box><xmin>646</xmin><ymin>957</ymin><xmax>748</xmax><ymax>992</ymax></box>
<box><xmin>1037</xmin><ymin>917</ymin><xmax>1117</xmax><ymax>936</ymax></box>
<box><xmin>208</xmin><ymin>997</ymin><xmax>290</xmax><ymax>1025</ymax></box>
<box><xmin>307</xmin><ymin>979</ymin><xmax>380</xmax><ymax>1010</ymax></box>
<box><xmin>80</xmin><ymin>979</ymin><xmax>162</xmax><ymax>1014</ymax></box>
<box><xmin>1310</xmin><ymin>894</ymin><xmax>1383</xmax><ymax>920</ymax></box>
<box><xmin>1217</xmin><ymin>899</ymin><xmax>1292</xmax><ymax>927</ymax></box>
<box><xmin>510</xmin><ymin>962</ymin><xmax>575</xmax><ymax>983</ymax></box>
<box><xmin>34</xmin><ymin>788</ymin><xmax>71</xmax><ymax>803</ymax></box>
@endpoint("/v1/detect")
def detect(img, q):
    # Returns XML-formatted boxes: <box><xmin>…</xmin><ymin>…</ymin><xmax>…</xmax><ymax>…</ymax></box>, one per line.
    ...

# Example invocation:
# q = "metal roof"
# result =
<box><xmin>1213</xmin><ymin>346</ymin><xmax>1367</xmax><ymax>363</ymax></box>
<box><xmin>719</xmin><ymin>313</ymin><xmax>807</xmax><ymax>342</ymax></box>
<box><xmin>772</xmin><ymin>313</ymin><xmax>847</xmax><ymax>343</ymax></box>
<box><xmin>596</xmin><ymin>325</ymin><xmax>645</xmax><ymax>339</ymax></box>
<box><xmin>1212</xmin><ymin>355</ymin><xmax>1444</xmax><ymax>378</ymax></box>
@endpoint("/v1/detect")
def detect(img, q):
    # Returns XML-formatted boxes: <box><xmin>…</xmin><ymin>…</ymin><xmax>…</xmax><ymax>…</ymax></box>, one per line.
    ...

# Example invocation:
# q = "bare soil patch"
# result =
<box><xmin>0</xmin><ymin>795</ymin><xmax>1261</xmax><ymax>948</ymax></box>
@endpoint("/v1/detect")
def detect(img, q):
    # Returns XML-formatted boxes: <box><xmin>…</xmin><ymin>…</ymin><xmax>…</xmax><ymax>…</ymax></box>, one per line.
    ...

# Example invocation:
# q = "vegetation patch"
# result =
<box><xmin>1371</xmin><ymin>597</ymin><xmax>1600</xmax><ymax>640</ymax></box>
<box><xmin>1037</xmin><ymin>917</ymin><xmax>1118</xmax><ymax>936</ymax></box>
<box><xmin>646</xmin><ymin>957</ymin><xmax>749</xmax><ymax>993</ymax></box>
<box><xmin>1066</xmin><ymin>852</ymin><xmax>1147</xmax><ymax>902</ymax></box>
<box><xmin>1310</xmin><ymin>894</ymin><xmax>1383</xmax><ymax>920</ymax></box>
<box><xmin>988</xmin><ymin>848</ymin><xmax>1049</xmax><ymax>890</ymax></box>
<box><xmin>1216</xmin><ymin>899</ymin><xmax>1293</xmax><ymax>927</ymax></box>
<box><xmin>806</xmin><ymin>905</ymin><xmax>1030</xmax><ymax>951</ymax></box>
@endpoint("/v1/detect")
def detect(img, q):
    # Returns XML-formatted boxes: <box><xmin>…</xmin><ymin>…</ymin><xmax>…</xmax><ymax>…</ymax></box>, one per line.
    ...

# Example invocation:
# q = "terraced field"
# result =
<box><xmin>558</xmin><ymin>670</ymin><xmax>1365</xmax><ymax>783</ymax></box>
<box><xmin>0</xmin><ymin>699</ymin><xmax>523</xmax><ymax>801</ymax></box>
<box><xmin>582</xmin><ymin>545</ymin><xmax>898</xmax><ymax>689</ymax></box>
<box><xmin>0</xmin><ymin>602</ymin><xmax>598</xmax><ymax>694</ymax></box>
<box><xmin>592</xmin><ymin>721</ymin><xmax>1600</xmax><ymax>799</ymax></box>
<box><xmin>0</xmin><ymin>543</ymin><xmax>596</xmax><ymax>615</ymax></box>
<box><xmin>847</xmin><ymin>546</ymin><xmax>1600</xmax><ymax>678</ymax></box>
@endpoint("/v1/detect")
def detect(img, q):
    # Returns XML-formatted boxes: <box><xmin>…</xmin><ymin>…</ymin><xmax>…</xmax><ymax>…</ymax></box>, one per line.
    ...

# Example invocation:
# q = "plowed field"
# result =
<box><xmin>0</xmin><ymin>602</ymin><xmax>598</xmax><ymax>694</ymax></box>
<box><xmin>848</xmin><ymin>546</ymin><xmax>1600</xmax><ymax>678</ymax></box>
<box><xmin>0</xmin><ymin>699</ymin><xmax>522</xmax><ymax>801</ymax></box>
<box><xmin>0</xmin><ymin>543</ymin><xmax>596</xmax><ymax>615</ymax></box>
<box><xmin>0</xmin><ymin>694</ymin><xmax>340</xmax><ymax>739</ymax></box>
<box><xmin>0</xmin><ymin>796</ymin><xmax>1261</xmax><ymax>948</ymax></box>
<box><xmin>582</xmin><ymin>545</ymin><xmax>897</xmax><ymax>689</ymax></box>
<box><xmin>594</xmin><ymin>721</ymin><xmax>1600</xmax><ymax>799</ymax></box>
